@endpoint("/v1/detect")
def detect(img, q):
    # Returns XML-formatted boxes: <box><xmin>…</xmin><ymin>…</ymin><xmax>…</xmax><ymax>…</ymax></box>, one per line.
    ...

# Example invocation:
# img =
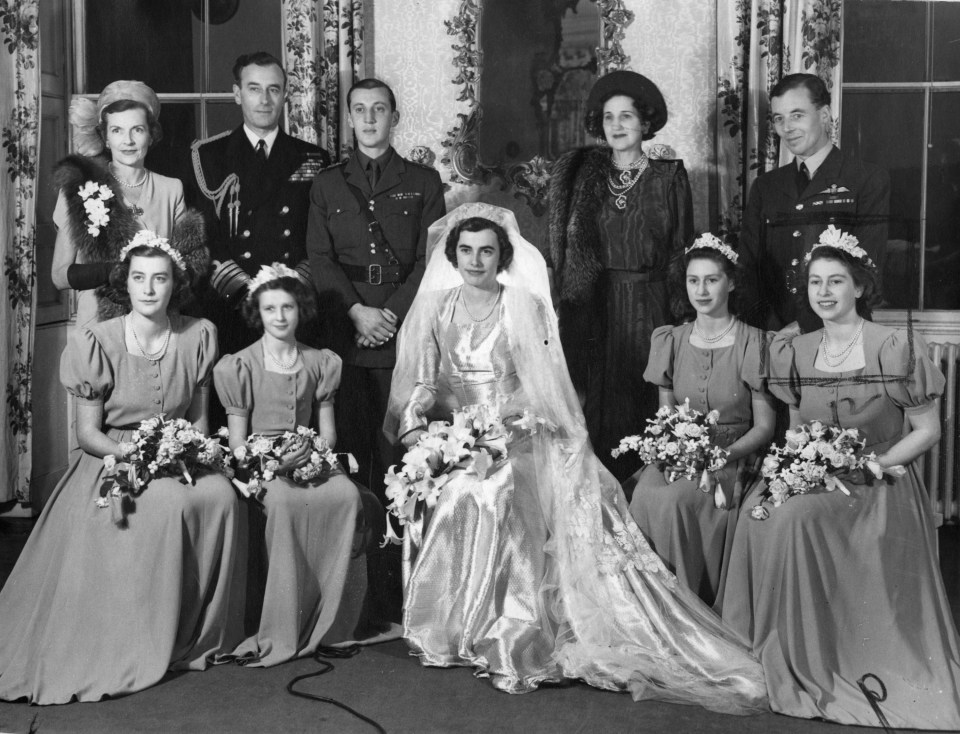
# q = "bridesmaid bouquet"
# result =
<box><xmin>98</xmin><ymin>415</ymin><xmax>231</xmax><ymax>523</ymax></box>
<box><xmin>77</xmin><ymin>180</ymin><xmax>114</xmax><ymax>237</ymax></box>
<box><xmin>381</xmin><ymin>403</ymin><xmax>553</xmax><ymax>545</ymax></box>
<box><xmin>749</xmin><ymin>421</ymin><xmax>906</xmax><ymax>520</ymax></box>
<box><xmin>229</xmin><ymin>425</ymin><xmax>358</xmax><ymax>501</ymax></box>
<box><xmin>612</xmin><ymin>399</ymin><xmax>730</xmax><ymax>508</ymax></box>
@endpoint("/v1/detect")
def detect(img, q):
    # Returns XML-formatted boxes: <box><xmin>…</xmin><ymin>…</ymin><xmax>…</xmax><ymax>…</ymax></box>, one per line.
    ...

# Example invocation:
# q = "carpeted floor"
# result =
<box><xmin>0</xmin><ymin>519</ymin><xmax>957</xmax><ymax>734</ymax></box>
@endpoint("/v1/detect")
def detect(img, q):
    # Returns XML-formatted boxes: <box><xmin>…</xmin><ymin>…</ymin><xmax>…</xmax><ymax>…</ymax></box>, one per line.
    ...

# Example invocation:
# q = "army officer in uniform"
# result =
<box><xmin>190</xmin><ymin>51</ymin><xmax>329</xmax><ymax>355</ymax></box>
<box><xmin>738</xmin><ymin>73</ymin><xmax>889</xmax><ymax>332</ymax></box>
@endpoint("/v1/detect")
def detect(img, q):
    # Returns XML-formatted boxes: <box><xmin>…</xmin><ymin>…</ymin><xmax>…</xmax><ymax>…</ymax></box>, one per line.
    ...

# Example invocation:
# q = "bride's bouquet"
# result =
<box><xmin>381</xmin><ymin>403</ymin><xmax>552</xmax><ymax>545</ymax></box>
<box><xmin>229</xmin><ymin>425</ymin><xmax>358</xmax><ymax>501</ymax></box>
<box><xmin>749</xmin><ymin>421</ymin><xmax>905</xmax><ymax>520</ymax></box>
<box><xmin>98</xmin><ymin>415</ymin><xmax>232</xmax><ymax>523</ymax></box>
<box><xmin>612</xmin><ymin>399</ymin><xmax>730</xmax><ymax>508</ymax></box>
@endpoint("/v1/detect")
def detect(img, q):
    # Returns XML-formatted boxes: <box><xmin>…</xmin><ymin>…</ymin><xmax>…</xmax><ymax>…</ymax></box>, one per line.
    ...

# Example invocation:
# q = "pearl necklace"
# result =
<box><xmin>694</xmin><ymin>317</ymin><xmax>737</xmax><ymax>344</ymax></box>
<box><xmin>820</xmin><ymin>318</ymin><xmax>864</xmax><ymax>368</ymax></box>
<box><xmin>607</xmin><ymin>154</ymin><xmax>649</xmax><ymax>210</ymax></box>
<box><xmin>129</xmin><ymin>317</ymin><xmax>171</xmax><ymax>361</ymax></box>
<box><xmin>264</xmin><ymin>342</ymin><xmax>300</xmax><ymax>370</ymax></box>
<box><xmin>110</xmin><ymin>164</ymin><xmax>147</xmax><ymax>188</ymax></box>
<box><xmin>460</xmin><ymin>285</ymin><xmax>501</xmax><ymax>322</ymax></box>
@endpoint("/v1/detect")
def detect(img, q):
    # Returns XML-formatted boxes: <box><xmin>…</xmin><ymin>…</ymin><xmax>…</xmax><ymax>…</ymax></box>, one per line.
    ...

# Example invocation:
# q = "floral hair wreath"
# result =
<box><xmin>802</xmin><ymin>225</ymin><xmax>874</xmax><ymax>268</ymax></box>
<box><xmin>684</xmin><ymin>232</ymin><xmax>739</xmax><ymax>264</ymax></box>
<box><xmin>119</xmin><ymin>230</ymin><xmax>186</xmax><ymax>271</ymax></box>
<box><xmin>246</xmin><ymin>262</ymin><xmax>300</xmax><ymax>300</ymax></box>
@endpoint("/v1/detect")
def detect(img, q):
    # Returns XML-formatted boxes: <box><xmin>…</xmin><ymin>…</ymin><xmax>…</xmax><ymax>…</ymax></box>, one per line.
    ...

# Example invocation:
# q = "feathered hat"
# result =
<box><xmin>68</xmin><ymin>80</ymin><xmax>161</xmax><ymax>157</ymax></box>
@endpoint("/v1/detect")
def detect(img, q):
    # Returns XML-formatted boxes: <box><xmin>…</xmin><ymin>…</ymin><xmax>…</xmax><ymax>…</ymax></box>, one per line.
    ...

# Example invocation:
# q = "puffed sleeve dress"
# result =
<box><xmin>628</xmin><ymin>321</ymin><xmax>772</xmax><ymax>606</ymax></box>
<box><xmin>721</xmin><ymin>322</ymin><xmax>960</xmax><ymax>729</ymax></box>
<box><xmin>213</xmin><ymin>342</ymin><xmax>368</xmax><ymax>666</ymax></box>
<box><xmin>0</xmin><ymin>315</ymin><xmax>243</xmax><ymax>704</ymax></box>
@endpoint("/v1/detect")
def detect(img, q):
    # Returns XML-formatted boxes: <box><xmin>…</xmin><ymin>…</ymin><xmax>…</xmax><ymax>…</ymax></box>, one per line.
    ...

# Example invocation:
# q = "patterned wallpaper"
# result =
<box><xmin>372</xmin><ymin>0</ymin><xmax>717</xmax><ymax>240</ymax></box>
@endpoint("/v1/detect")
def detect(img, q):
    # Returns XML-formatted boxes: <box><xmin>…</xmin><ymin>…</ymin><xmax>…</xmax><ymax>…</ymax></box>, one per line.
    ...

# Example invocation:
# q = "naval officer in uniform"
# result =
<box><xmin>190</xmin><ymin>51</ymin><xmax>329</xmax><ymax>355</ymax></box>
<box><xmin>738</xmin><ymin>73</ymin><xmax>890</xmax><ymax>332</ymax></box>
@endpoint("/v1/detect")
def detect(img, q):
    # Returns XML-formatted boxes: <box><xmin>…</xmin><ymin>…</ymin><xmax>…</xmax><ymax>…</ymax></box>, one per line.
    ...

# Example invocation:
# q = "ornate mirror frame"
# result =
<box><xmin>441</xmin><ymin>0</ymin><xmax>634</xmax><ymax>214</ymax></box>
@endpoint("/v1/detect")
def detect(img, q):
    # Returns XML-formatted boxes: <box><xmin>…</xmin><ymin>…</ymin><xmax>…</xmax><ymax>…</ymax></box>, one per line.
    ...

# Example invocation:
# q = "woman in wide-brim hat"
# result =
<box><xmin>52</xmin><ymin>80</ymin><xmax>205</xmax><ymax>326</ymax></box>
<box><xmin>548</xmin><ymin>70</ymin><xmax>694</xmax><ymax>482</ymax></box>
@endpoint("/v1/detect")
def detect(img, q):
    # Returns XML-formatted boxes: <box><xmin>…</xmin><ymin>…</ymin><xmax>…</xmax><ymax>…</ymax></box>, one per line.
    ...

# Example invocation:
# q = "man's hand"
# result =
<box><xmin>349</xmin><ymin>304</ymin><xmax>398</xmax><ymax>347</ymax></box>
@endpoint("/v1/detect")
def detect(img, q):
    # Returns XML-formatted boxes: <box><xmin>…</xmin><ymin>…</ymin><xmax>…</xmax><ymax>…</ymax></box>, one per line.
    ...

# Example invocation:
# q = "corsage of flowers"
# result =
<box><xmin>78</xmin><ymin>180</ymin><xmax>114</xmax><ymax>237</ymax></box>
<box><xmin>98</xmin><ymin>414</ymin><xmax>232</xmax><ymax>525</ymax></box>
<box><xmin>382</xmin><ymin>402</ymin><xmax>554</xmax><ymax>546</ymax></box>
<box><xmin>228</xmin><ymin>425</ymin><xmax>357</xmax><ymax>501</ymax></box>
<box><xmin>612</xmin><ymin>398</ymin><xmax>730</xmax><ymax>508</ymax></box>
<box><xmin>749</xmin><ymin>421</ymin><xmax>905</xmax><ymax>520</ymax></box>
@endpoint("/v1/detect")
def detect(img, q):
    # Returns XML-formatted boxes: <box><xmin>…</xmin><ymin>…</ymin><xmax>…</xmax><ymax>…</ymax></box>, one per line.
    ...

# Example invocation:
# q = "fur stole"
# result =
<box><xmin>548</xmin><ymin>147</ymin><xmax>611</xmax><ymax>305</ymax></box>
<box><xmin>53</xmin><ymin>154</ymin><xmax>139</xmax><ymax>263</ymax></box>
<box><xmin>96</xmin><ymin>209</ymin><xmax>210</xmax><ymax>321</ymax></box>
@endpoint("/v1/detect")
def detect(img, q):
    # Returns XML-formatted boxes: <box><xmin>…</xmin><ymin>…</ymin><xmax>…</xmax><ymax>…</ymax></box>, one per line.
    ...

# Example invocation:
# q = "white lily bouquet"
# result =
<box><xmin>229</xmin><ymin>425</ymin><xmax>358</xmax><ymax>501</ymax></box>
<box><xmin>77</xmin><ymin>180</ymin><xmax>114</xmax><ymax>237</ymax></box>
<box><xmin>98</xmin><ymin>415</ymin><xmax>232</xmax><ymax>524</ymax></box>
<box><xmin>749</xmin><ymin>421</ymin><xmax>905</xmax><ymax>520</ymax></box>
<box><xmin>612</xmin><ymin>399</ymin><xmax>731</xmax><ymax>508</ymax></box>
<box><xmin>381</xmin><ymin>403</ymin><xmax>553</xmax><ymax>546</ymax></box>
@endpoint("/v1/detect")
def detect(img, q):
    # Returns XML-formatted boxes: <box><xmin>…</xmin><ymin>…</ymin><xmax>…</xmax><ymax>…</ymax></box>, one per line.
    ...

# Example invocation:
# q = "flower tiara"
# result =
<box><xmin>803</xmin><ymin>225</ymin><xmax>873</xmax><ymax>266</ymax></box>
<box><xmin>685</xmin><ymin>232</ymin><xmax>738</xmax><ymax>264</ymax></box>
<box><xmin>119</xmin><ymin>231</ymin><xmax>185</xmax><ymax>271</ymax></box>
<box><xmin>247</xmin><ymin>262</ymin><xmax>300</xmax><ymax>299</ymax></box>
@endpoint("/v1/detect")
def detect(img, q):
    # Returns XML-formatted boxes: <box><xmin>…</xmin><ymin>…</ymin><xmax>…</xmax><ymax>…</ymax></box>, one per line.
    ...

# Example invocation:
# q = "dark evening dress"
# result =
<box><xmin>722</xmin><ymin>323</ymin><xmax>960</xmax><ymax>729</ymax></box>
<box><xmin>214</xmin><ymin>342</ymin><xmax>370</xmax><ymax>666</ymax></box>
<box><xmin>628</xmin><ymin>321</ymin><xmax>772</xmax><ymax>606</ymax></box>
<box><xmin>0</xmin><ymin>316</ymin><xmax>243</xmax><ymax>704</ymax></box>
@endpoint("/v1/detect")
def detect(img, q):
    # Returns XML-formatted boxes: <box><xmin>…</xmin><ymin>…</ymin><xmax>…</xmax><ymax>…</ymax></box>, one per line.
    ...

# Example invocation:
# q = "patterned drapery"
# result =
<box><xmin>716</xmin><ymin>0</ymin><xmax>842</xmax><ymax>238</ymax></box>
<box><xmin>282</xmin><ymin>0</ymin><xmax>364</xmax><ymax>160</ymax></box>
<box><xmin>0</xmin><ymin>1</ymin><xmax>39</xmax><ymax>504</ymax></box>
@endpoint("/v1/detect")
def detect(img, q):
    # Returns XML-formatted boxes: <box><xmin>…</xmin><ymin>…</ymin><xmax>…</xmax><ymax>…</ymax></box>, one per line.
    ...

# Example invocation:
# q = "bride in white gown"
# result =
<box><xmin>384</xmin><ymin>203</ymin><xmax>768</xmax><ymax>714</ymax></box>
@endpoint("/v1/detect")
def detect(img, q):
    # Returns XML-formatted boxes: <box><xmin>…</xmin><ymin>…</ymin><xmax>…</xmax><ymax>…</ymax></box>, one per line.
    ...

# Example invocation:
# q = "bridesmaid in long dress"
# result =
<box><xmin>214</xmin><ymin>264</ymin><xmax>371</xmax><ymax>665</ymax></box>
<box><xmin>0</xmin><ymin>233</ymin><xmax>243</xmax><ymax>704</ymax></box>
<box><xmin>722</xmin><ymin>233</ymin><xmax>960</xmax><ymax>728</ymax></box>
<box><xmin>627</xmin><ymin>234</ymin><xmax>775</xmax><ymax>606</ymax></box>
<box><xmin>386</xmin><ymin>204</ymin><xmax>767</xmax><ymax>715</ymax></box>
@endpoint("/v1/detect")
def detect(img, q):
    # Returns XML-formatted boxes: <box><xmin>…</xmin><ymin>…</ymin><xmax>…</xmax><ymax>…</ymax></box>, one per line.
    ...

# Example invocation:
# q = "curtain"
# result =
<box><xmin>282</xmin><ymin>0</ymin><xmax>364</xmax><ymax>160</ymax></box>
<box><xmin>716</xmin><ymin>0</ymin><xmax>842</xmax><ymax>239</ymax></box>
<box><xmin>0</xmin><ymin>1</ymin><xmax>40</xmax><ymax>504</ymax></box>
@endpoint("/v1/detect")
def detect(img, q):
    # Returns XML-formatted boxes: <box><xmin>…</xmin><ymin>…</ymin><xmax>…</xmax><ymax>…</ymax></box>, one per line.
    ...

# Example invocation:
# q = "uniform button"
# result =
<box><xmin>795</xmin><ymin>203</ymin><xmax>804</xmax><ymax>211</ymax></box>
<box><xmin>242</xmin><ymin>229</ymin><xmax>251</xmax><ymax>238</ymax></box>
<box><xmin>242</xmin><ymin>251</ymin><xmax>251</xmax><ymax>259</ymax></box>
<box><xmin>793</xmin><ymin>230</ymin><xmax>802</xmax><ymax>238</ymax></box>
<box><xmin>282</xmin><ymin>229</ymin><xmax>291</xmax><ymax>237</ymax></box>
<box><xmin>153</xmin><ymin>398</ymin><xmax>161</xmax><ymax>405</ymax></box>
<box><xmin>282</xmin><ymin>252</ymin><xmax>290</xmax><ymax>259</ymax></box>
<box><xmin>403</xmin><ymin>210</ymin><xmax>409</xmax><ymax>215</ymax></box>
<box><xmin>280</xmin><ymin>206</ymin><xmax>290</xmax><ymax>215</ymax></box>
<box><xmin>154</xmin><ymin>385</ymin><xmax>161</xmax><ymax>391</ymax></box>
<box><xmin>246</xmin><ymin>209</ymin><xmax>253</xmax><ymax>216</ymax></box>
<box><xmin>369</xmin><ymin>200</ymin><xmax>375</xmax><ymax>207</ymax></box>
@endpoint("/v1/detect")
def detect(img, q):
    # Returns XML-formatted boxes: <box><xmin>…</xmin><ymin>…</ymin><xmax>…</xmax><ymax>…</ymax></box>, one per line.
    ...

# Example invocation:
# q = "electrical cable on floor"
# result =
<box><xmin>285</xmin><ymin>644</ymin><xmax>387</xmax><ymax>734</ymax></box>
<box><xmin>856</xmin><ymin>673</ymin><xmax>892</xmax><ymax>732</ymax></box>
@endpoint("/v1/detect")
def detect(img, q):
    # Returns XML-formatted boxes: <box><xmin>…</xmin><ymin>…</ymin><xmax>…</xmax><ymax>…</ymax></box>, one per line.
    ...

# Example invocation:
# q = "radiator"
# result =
<box><xmin>919</xmin><ymin>342</ymin><xmax>960</xmax><ymax>525</ymax></box>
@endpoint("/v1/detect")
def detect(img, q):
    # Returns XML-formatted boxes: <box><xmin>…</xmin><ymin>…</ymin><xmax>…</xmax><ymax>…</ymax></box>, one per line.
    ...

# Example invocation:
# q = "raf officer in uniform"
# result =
<box><xmin>738</xmin><ymin>73</ymin><xmax>890</xmax><ymax>332</ymax></box>
<box><xmin>307</xmin><ymin>78</ymin><xmax>445</xmax><ymax>625</ymax></box>
<box><xmin>190</xmin><ymin>51</ymin><xmax>329</xmax><ymax>355</ymax></box>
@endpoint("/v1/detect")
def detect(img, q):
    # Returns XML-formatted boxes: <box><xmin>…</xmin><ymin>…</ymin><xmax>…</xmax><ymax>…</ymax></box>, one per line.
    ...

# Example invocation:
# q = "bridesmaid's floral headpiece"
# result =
<box><xmin>119</xmin><ymin>230</ymin><xmax>185</xmax><ymax>271</ymax></box>
<box><xmin>247</xmin><ymin>262</ymin><xmax>300</xmax><ymax>299</ymax></box>
<box><xmin>802</xmin><ymin>225</ymin><xmax>873</xmax><ymax>267</ymax></box>
<box><xmin>685</xmin><ymin>232</ymin><xmax>738</xmax><ymax>264</ymax></box>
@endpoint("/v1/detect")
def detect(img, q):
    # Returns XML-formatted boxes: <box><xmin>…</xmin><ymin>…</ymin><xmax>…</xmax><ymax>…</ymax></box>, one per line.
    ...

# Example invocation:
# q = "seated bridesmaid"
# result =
<box><xmin>722</xmin><ymin>231</ymin><xmax>960</xmax><ymax>728</ymax></box>
<box><xmin>0</xmin><ymin>232</ymin><xmax>243</xmax><ymax>704</ymax></box>
<box><xmin>214</xmin><ymin>263</ymin><xmax>371</xmax><ymax>666</ymax></box>
<box><xmin>627</xmin><ymin>234</ymin><xmax>775</xmax><ymax>606</ymax></box>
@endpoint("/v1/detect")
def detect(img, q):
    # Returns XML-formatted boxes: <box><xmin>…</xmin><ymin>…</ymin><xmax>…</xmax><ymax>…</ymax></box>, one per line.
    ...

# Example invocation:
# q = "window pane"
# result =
<box><xmin>84</xmin><ymin>2</ymin><xmax>196</xmax><ymax>94</ymax></box>
<box><xmin>925</xmin><ymin>90</ymin><xmax>960</xmax><ymax>309</ymax></box>
<box><xmin>844</xmin><ymin>0</ymin><xmax>928</xmax><ymax>84</ymax></box>
<box><xmin>841</xmin><ymin>89</ymin><xmax>924</xmax><ymax>309</ymax></box>
<box><xmin>932</xmin><ymin>1</ymin><xmax>960</xmax><ymax>82</ymax></box>
<box><xmin>205</xmin><ymin>0</ymin><xmax>283</xmax><ymax>93</ymax></box>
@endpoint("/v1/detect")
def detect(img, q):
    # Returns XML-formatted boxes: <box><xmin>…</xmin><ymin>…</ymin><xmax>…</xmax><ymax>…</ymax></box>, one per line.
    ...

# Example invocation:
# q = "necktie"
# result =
<box><xmin>255</xmin><ymin>139</ymin><xmax>267</xmax><ymax>165</ymax></box>
<box><xmin>367</xmin><ymin>160</ymin><xmax>380</xmax><ymax>190</ymax></box>
<box><xmin>796</xmin><ymin>161</ymin><xmax>809</xmax><ymax>195</ymax></box>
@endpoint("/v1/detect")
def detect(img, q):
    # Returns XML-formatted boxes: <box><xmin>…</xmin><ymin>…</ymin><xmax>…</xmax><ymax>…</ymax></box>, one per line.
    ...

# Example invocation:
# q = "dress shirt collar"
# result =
<box><xmin>795</xmin><ymin>142</ymin><xmax>834</xmax><ymax>180</ymax></box>
<box><xmin>243</xmin><ymin>125</ymin><xmax>280</xmax><ymax>158</ymax></box>
<box><xmin>354</xmin><ymin>146</ymin><xmax>394</xmax><ymax>173</ymax></box>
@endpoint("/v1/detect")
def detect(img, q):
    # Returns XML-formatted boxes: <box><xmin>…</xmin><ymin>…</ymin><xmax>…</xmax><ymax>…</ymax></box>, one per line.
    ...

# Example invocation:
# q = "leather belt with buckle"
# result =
<box><xmin>343</xmin><ymin>263</ymin><xmax>411</xmax><ymax>285</ymax></box>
